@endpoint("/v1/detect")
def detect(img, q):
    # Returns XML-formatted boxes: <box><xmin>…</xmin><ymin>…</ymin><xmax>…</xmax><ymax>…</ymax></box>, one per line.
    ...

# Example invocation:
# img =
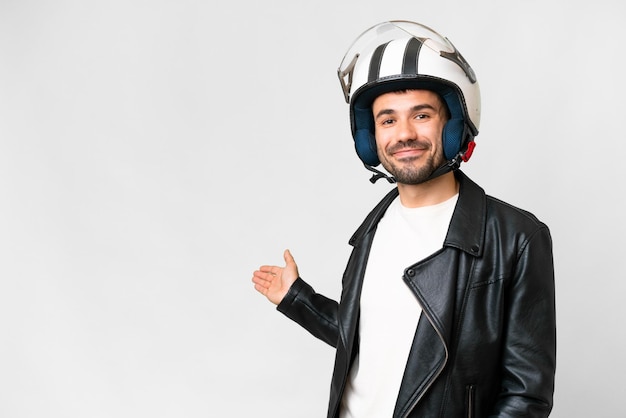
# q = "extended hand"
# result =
<box><xmin>252</xmin><ymin>249</ymin><xmax>299</xmax><ymax>306</ymax></box>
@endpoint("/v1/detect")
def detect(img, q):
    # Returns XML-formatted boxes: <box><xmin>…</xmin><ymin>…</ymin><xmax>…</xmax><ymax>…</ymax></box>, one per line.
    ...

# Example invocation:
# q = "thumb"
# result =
<box><xmin>283</xmin><ymin>249</ymin><xmax>296</xmax><ymax>267</ymax></box>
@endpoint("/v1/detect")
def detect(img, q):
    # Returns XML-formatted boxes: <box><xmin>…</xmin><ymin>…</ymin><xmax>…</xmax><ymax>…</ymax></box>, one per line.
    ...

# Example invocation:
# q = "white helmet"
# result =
<box><xmin>338</xmin><ymin>20</ymin><xmax>481</xmax><ymax>177</ymax></box>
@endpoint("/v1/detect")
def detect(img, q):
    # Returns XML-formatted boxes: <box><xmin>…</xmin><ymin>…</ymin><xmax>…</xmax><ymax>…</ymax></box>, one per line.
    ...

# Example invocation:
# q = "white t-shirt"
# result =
<box><xmin>340</xmin><ymin>193</ymin><xmax>458</xmax><ymax>418</ymax></box>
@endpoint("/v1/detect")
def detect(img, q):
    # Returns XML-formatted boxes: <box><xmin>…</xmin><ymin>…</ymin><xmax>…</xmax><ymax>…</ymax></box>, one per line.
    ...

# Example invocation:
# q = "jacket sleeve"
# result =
<box><xmin>276</xmin><ymin>277</ymin><xmax>340</xmax><ymax>348</ymax></box>
<box><xmin>490</xmin><ymin>226</ymin><xmax>556</xmax><ymax>417</ymax></box>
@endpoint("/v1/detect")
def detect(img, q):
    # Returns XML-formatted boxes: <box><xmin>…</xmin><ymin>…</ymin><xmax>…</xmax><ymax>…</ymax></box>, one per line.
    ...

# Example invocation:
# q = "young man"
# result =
<box><xmin>252</xmin><ymin>21</ymin><xmax>556</xmax><ymax>418</ymax></box>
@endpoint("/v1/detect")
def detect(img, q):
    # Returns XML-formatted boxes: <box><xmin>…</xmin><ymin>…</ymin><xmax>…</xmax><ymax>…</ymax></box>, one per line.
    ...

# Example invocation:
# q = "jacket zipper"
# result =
<box><xmin>400</xmin><ymin>311</ymin><xmax>449</xmax><ymax>418</ymax></box>
<box><xmin>466</xmin><ymin>384</ymin><xmax>475</xmax><ymax>418</ymax></box>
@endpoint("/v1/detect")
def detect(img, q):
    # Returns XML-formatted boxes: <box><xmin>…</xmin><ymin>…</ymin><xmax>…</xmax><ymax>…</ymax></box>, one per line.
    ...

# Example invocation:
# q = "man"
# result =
<box><xmin>252</xmin><ymin>20</ymin><xmax>556</xmax><ymax>417</ymax></box>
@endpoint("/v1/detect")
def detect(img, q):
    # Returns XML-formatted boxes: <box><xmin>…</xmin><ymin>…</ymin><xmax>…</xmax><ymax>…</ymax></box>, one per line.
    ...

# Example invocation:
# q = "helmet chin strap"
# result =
<box><xmin>365</xmin><ymin>152</ymin><xmax>463</xmax><ymax>185</ymax></box>
<box><xmin>364</xmin><ymin>163</ymin><xmax>396</xmax><ymax>184</ymax></box>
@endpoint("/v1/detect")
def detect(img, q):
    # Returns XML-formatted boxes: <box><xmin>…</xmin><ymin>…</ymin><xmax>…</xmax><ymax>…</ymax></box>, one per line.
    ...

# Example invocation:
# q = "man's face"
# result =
<box><xmin>372</xmin><ymin>89</ymin><xmax>448</xmax><ymax>185</ymax></box>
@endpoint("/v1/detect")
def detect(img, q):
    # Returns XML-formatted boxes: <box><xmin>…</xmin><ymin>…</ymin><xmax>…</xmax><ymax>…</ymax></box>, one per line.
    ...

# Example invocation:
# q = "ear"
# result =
<box><xmin>442</xmin><ymin>118</ymin><xmax>465</xmax><ymax>160</ymax></box>
<box><xmin>354</xmin><ymin>129</ymin><xmax>380</xmax><ymax>166</ymax></box>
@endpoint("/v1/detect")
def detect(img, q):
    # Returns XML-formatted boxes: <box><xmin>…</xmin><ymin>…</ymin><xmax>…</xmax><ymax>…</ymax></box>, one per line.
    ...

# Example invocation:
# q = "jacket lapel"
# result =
<box><xmin>394</xmin><ymin>249</ymin><xmax>461</xmax><ymax>416</ymax></box>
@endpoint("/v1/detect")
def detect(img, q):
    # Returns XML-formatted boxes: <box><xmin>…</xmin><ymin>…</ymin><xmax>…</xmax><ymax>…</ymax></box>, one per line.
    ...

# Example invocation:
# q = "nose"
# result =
<box><xmin>396</xmin><ymin>119</ymin><xmax>417</xmax><ymax>142</ymax></box>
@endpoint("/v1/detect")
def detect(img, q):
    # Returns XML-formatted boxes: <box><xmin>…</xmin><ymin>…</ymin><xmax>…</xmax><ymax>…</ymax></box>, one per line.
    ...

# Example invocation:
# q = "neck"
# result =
<box><xmin>397</xmin><ymin>171</ymin><xmax>459</xmax><ymax>208</ymax></box>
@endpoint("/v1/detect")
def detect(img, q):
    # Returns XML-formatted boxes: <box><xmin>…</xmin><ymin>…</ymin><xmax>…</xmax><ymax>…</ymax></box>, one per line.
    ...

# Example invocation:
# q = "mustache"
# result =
<box><xmin>386</xmin><ymin>140</ymin><xmax>430</xmax><ymax>154</ymax></box>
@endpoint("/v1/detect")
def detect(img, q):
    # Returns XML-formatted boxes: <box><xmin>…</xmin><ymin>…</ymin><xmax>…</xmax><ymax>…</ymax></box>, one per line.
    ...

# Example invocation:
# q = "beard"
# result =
<box><xmin>378</xmin><ymin>140</ymin><xmax>446</xmax><ymax>185</ymax></box>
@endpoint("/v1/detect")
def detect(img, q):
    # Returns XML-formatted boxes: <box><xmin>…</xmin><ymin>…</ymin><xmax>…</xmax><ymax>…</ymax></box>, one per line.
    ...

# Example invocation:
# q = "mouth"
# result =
<box><xmin>391</xmin><ymin>147</ymin><xmax>426</xmax><ymax>160</ymax></box>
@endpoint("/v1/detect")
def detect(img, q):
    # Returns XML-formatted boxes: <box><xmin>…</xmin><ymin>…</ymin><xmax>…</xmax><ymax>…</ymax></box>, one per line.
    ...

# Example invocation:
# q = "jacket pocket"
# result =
<box><xmin>465</xmin><ymin>384</ymin><xmax>475</xmax><ymax>418</ymax></box>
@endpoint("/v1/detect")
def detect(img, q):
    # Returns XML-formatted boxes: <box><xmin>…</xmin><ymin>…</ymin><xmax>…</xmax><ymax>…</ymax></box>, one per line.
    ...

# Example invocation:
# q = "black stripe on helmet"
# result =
<box><xmin>368</xmin><ymin>42</ymin><xmax>389</xmax><ymax>83</ymax></box>
<box><xmin>402</xmin><ymin>37</ymin><xmax>422</xmax><ymax>75</ymax></box>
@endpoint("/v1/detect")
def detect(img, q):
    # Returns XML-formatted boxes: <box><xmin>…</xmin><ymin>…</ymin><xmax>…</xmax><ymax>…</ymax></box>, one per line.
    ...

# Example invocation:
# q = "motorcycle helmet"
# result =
<box><xmin>337</xmin><ymin>20</ymin><xmax>481</xmax><ymax>180</ymax></box>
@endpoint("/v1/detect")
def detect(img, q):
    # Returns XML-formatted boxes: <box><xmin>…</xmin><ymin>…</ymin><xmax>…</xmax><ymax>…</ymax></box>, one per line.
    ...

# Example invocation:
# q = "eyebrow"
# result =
<box><xmin>374</xmin><ymin>104</ymin><xmax>437</xmax><ymax>120</ymax></box>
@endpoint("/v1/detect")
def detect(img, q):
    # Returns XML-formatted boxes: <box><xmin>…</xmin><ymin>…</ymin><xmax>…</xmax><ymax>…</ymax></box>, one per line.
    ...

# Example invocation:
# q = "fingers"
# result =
<box><xmin>252</xmin><ymin>273</ymin><xmax>270</xmax><ymax>296</ymax></box>
<box><xmin>257</xmin><ymin>264</ymin><xmax>281</xmax><ymax>274</ymax></box>
<box><xmin>252</xmin><ymin>269</ymin><xmax>275</xmax><ymax>284</ymax></box>
<box><xmin>253</xmin><ymin>282</ymin><xmax>268</xmax><ymax>295</ymax></box>
<box><xmin>251</xmin><ymin>267</ymin><xmax>279</xmax><ymax>292</ymax></box>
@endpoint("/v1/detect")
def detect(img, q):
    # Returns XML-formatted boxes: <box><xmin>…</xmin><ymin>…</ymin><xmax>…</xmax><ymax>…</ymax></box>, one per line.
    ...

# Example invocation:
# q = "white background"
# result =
<box><xmin>1</xmin><ymin>0</ymin><xmax>624</xmax><ymax>417</ymax></box>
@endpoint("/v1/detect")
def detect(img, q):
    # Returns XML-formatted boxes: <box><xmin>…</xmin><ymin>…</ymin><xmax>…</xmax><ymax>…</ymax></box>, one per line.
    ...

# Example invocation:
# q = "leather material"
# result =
<box><xmin>277</xmin><ymin>171</ymin><xmax>556</xmax><ymax>418</ymax></box>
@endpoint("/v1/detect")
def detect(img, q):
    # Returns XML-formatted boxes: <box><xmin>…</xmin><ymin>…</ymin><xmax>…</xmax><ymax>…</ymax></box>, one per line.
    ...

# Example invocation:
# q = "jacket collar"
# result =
<box><xmin>349</xmin><ymin>170</ymin><xmax>486</xmax><ymax>257</ymax></box>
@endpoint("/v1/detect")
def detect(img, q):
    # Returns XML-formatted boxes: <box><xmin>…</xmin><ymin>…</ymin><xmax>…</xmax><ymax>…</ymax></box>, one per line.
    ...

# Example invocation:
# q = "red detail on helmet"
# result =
<box><xmin>462</xmin><ymin>141</ymin><xmax>476</xmax><ymax>162</ymax></box>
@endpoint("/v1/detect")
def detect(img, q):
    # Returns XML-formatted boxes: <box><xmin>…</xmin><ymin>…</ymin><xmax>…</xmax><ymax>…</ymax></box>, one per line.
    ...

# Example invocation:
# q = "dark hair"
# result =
<box><xmin>386</xmin><ymin>88</ymin><xmax>451</xmax><ymax>120</ymax></box>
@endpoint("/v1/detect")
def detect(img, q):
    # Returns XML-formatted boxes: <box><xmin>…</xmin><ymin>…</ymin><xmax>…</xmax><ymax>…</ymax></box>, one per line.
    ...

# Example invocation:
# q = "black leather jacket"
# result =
<box><xmin>277</xmin><ymin>171</ymin><xmax>556</xmax><ymax>417</ymax></box>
